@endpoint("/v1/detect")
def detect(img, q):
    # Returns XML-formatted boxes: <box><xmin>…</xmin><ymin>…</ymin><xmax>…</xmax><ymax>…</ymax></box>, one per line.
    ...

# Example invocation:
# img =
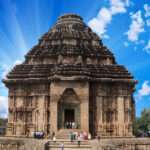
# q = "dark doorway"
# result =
<box><xmin>64</xmin><ymin>109</ymin><xmax>75</xmax><ymax>128</ymax></box>
<box><xmin>65</xmin><ymin>109</ymin><xmax>75</xmax><ymax>122</ymax></box>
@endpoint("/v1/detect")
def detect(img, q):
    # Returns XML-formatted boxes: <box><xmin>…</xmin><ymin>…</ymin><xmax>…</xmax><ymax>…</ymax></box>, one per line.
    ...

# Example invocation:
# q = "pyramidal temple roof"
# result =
<box><xmin>3</xmin><ymin>14</ymin><xmax>134</xmax><ymax>84</ymax></box>
<box><xmin>26</xmin><ymin>13</ymin><xmax>113</xmax><ymax>59</ymax></box>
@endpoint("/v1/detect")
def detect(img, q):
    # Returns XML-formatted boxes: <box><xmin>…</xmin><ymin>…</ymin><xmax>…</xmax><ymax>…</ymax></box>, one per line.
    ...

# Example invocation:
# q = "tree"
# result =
<box><xmin>0</xmin><ymin>118</ymin><xmax>7</xmax><ymax>126</ymax></box>
<box><xmin>133</xmin><ymin>108</ymin><xmax>150</xmax><ymax>136</ymax></box>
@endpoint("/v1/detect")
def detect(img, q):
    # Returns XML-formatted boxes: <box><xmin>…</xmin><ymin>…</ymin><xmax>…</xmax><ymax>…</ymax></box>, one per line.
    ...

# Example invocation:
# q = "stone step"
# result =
<box><xmin>49</xmin><ymin>141</ymin><xmax>90</xmax><ymax>145</ymax></box>
<box><xmin>56</xmin><ymin>129</ymin><xmax>84</xmax><ymax>139</ymax></box>
<box><xmin>49</xmin><ymin>148</ymin><xmax>91</xmax><ymax>150</ymax></box>
<box><xmin>49</xmin><ymin>145</ymin><xmax>91</xmax><ymax>148</ymax></box>
<box><xmin>49</xmin><ymin>139</ymin><xmax>90</xmax><ymax>143</ymax></box>
<box><xmin>48</xmin><ymin>140</ymin><xmax>91</xmax><ymax>150</ymax></box>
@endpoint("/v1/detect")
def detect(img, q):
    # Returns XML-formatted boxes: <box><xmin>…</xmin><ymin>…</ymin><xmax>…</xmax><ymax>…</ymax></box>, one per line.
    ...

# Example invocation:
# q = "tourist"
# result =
<box><xmin>52</xmin><ymin>131</ymin><xmax>55</xmax><ymax>140</ymax></box>
<box><xmin>83</xmin><ymin>131</ymin><xmax>87</xmax><ymax>139</ymax></box>
<box><xmin>69</xmin><ymin>121</ymin><xmax>72</xmax><ymax>128</ymax></box>
<box><xmin>27</xmin><ymin>129</ymin><xmax>30</xmax><ymax>137</ymax></box>
<box><xmin>60</xmin><ymin>142</ymin><xmax>64</xmax><ymax>150</ymax></box>
<box><xmin>53</xmin><ymin>135</ymin><xmax>56</xmax><ymax>143</ymax></box>
<box><xmin>80</xmin><ymin>132</ymin><xmax>84</xmax><ymax>140</ymax></box>
<box><xmin>72</xmin><ymin>121</ymin><xmax>74</xmax><ymax>128</ymax></box>
<box><xmin>73</xmin><ymin>132</ymin><xmax>76</xmax><ymax>141</ymax></box>
<box><xmin>66</xmin><ymin>122</ymin><xmax>69</xmax><ymax>128</ymax></box>
<box><xmin>77</xmin><ymin>134</ymin><xmax>81</xmax><ymax>147</ymax></box>
<box><xmin>71</xmin><ymin>132</ymin><xmax>74</xmax><ymax>142</ymax></box>
<box><xmin>72</xmin><ymin>122</ymin><xmax>76</xmax><ymax>129</ymax></box>
<box><xmin>69</xmin><ymin>132</ymin><xmax>73</xmax><ymax>142</ymax></box>
<box><xmin>88</xmin><ymin>133</ymin><xmax>92</xmax><ymax>140</ymax></box>
<box><xmin>97</xmin><ymin>135</ymin><xmax>101</xmax><ymax>141</ymax></box>
<box><xmin>74</xmin><ymin>132</ymin><xmax>78</xmax><ymax>140</ymax></box>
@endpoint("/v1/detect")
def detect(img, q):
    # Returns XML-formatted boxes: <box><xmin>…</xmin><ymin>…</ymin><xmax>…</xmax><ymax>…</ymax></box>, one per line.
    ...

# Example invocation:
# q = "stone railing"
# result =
<box><xmin>98</xmin><ymin>138</ymin><xmax>150</xmax><ymax>150</ymax></box>
<box><xmin>101</xmin><ymin>143</ymin><xmax>150</xmax><ymax>150</ymax></box>
<box><xmin>0</xmin><ymin>137</ymin><xmax>48</xmax><ymax>150</ymax></box>
<box><xmin>0</xmin><ymin>140</ymin><xmax>25</xmax><ymax>150</ymax></box>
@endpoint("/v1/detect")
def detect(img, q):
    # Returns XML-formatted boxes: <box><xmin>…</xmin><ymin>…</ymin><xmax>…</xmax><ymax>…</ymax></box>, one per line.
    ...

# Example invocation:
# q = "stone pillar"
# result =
<box><xmin>50</xmin><ymin>82</ymin><xmax>60</xmax><ymax>134</ymax></box>
<box><xmin>50</xmin><ymin>99</ymin><xmax>58</xmax><ymax>133</ymax></box>
<box><xmin>80</xmin><ymin>96</ymin><xmax>89</xmax><ymax>132</ymax></box>
<box><xmin>125</xmin><ymin>96</ymin><xmax>134</xmax><ymax>136</ymax></box>
<box><xmin>117</xmin><ymin>96</ymin><xmax>124</xmax><ymax>136</ymax></box>
<box><xmin>37</xmin><ymin>96</ymin><xmax>46</xmax><ymax>131</ymax></box>
<box><xmin>96</xmin><ymin>96</ymin><xmax>103</xmax><ymax>133</ymax></box>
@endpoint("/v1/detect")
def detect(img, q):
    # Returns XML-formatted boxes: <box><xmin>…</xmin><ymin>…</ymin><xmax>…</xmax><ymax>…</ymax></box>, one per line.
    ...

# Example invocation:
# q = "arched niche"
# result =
<box><xmin>57</xmin><ymin>88</ymin><xmax>81</xmax><ymax>129</ymax></box>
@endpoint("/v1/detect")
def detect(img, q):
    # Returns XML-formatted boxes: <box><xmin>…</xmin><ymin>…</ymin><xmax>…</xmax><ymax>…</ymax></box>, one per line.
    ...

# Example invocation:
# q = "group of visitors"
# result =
<box><xmin>51</xmin><ymin>131</ymin><xmax>92</xmax><ymax>150</ymax></box>
<box><xmin>69</xmin><ymin>131</ymin><xmax>92</xmax><ymax>142</ymax></box>
<box><xmin>51</xmin><ymin>131</ymin><xmax>92</xmax><ymax>142</ymax></box>
<box><xmin>33</xmin><ymin>131</ymin><xmax>45</xmax><ymax>139</ymax></box>
<box><xmin>65</xmin><ymin>121</ymin><xmax>77</xmax><ymax>129</ymax></box>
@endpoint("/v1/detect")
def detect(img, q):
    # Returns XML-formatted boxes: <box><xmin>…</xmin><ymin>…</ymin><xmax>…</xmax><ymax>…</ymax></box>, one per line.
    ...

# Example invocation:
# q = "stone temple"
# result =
<box><xmin>3</xmin><ymin>14</ymin><xmax>136</xmax><ymax>138</ymax></box>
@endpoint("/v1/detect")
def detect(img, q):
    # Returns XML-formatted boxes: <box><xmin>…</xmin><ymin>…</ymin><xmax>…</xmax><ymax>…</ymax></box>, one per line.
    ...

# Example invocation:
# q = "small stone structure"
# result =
<box><xmin>0</xmin><ymin>126</ymin><xmax>6</xmax><ymax>135</ymax></box>
<box><xmin>94</xmin><ymin>138</ymin><xmax>150</xmax><ymax>150</ymax></box>
<box><xmin>0</xmin><ymin>138</ymin><xmax>25</xmax><ymax>150</ymax></box>
<box><xmin>3</xmin><ymin>14</ymin><xmax>136</xmax><ymax>138</ymax></box>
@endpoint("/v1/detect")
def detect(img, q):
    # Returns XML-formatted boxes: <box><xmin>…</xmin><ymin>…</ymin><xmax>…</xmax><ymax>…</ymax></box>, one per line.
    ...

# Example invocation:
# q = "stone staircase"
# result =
<box><xmin>48</xmin><ymin>129</ymin><xmax>92</xmax><ymax>150</ymax></box>
<box><xmin>56</xmin><ymin>129</ymin><xmax>83</xmax><ymax>139</ymax></box>
<box><xmin>47</xmin><ymin>140</ymin><xmax>92</xmax><ymax>150</ymax></box>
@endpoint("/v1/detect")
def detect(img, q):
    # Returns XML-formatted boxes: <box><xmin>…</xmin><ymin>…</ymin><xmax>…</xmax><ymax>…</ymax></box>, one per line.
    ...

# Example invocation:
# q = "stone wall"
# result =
<box><xmin>0</xmin><ymin>137</ymin><xmax>48</xmax><ymax>150</ymax></box>
<box><xmin>7</xmin><ymin>81</ymin><xmax>135</xmax><ymax>138</ymax></box>
<box><xmin>95</xmin><ymin>82</ymin><xmax>135</xmax><ymax>137</ymax></box>
<box><xmin>7</xmin><ymin>83</ymin><xmax>50</xmax><ymax>137</ymax></box>
<box><xmin>96</xmin><ymin>138</ymin><xmax>150</xmax><ymax>150</ymax></box>
<box><xmin>0</xmin><ymin>138</ymin><xmax>25</xmax><ymax>150</ymax></box>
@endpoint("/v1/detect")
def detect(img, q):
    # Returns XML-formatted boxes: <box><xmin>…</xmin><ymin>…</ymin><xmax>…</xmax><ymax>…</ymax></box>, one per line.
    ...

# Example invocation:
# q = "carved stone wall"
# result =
<box><xmin>95</xmin><ymin>82</ymin><xmax>134</xmax><ymax>137</ymax></box>
<box><xmin>7</xmin><ymin>83</ymin><xmax>50</xmax><ymax>137</ymax></box>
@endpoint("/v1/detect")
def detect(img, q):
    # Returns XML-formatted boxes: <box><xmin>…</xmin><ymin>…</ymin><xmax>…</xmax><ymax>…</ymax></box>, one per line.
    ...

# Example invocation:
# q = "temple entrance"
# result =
<box><xmin>58</xmin><ymin>88</ymin><xmax>80</xmax><ymax>130</ymax></box>
<box><xmin>58</xmin><ymin>103</ymin><xmax>80</xmax><ymax>129</ymax></box>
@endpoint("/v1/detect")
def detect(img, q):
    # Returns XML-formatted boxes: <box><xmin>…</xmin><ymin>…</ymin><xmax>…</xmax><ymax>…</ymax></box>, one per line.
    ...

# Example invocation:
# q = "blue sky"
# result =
<box><xmin>0</xmin><ymin>0</ymin><xmax>150</xmax><ymax>118</ymax></box>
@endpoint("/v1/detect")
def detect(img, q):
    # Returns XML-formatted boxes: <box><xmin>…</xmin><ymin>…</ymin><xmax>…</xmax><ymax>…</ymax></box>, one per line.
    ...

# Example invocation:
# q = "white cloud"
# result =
<box><xmin>1</xmin><ymin>64</ymin><xmax>10</xmax><ymax>79</ymax></box>
<box><xmin>137</xmin><ymin>81</ymin><xmax>150</xmax><ymax>99</ymax></box>
<box><xmin>0</xmin><ymin>83</ymin><xmax>5</xmax><ymax>88</ymax></box>
<box><xmin>144</xmin><ymin>4</ymin><xmax>150</xmax><ymax>28</ymax></box>
<box><xmin>125</xmin><ymin>0</ymin><xmax>130</xmax><ymax>7</ymax></box>
<box><xmin>144</xmin><ymin>40</ymin><xmax>150</xmax><ymax>53</ymax></box>
<box><xmin>88</xmin><ymin>8</ymin><xmax>112</xmax><ymax>36</ymax></box>
<box><xmin>110</xmin><ymin>0</ymin><xmax>127</xmax><ymax>15</ymax></box>
<box><xmin>88</xmin><ymin>0</ymin><xmax>130</xmax><ymax>37</ymax></box>
<box><xmin>144</xmin><ymin>4</ymin><xmax>150</xmax><ymax>17</ymax></box>
<box><xmin>0</xmin><ymin>59</ymin><xmax>22</xmax><ymax>118</ymax></box>
<box><xmin>1</xmin><ymin>59</ymin><xmax>22</xmax><ymax>79</ymax></box>
<box><xmin>126</xmin><ymin>11</ymin><xmax>145</xmax><ymax>42</ymax></box>
<box><xmin>0</xmin><ymin>96</ymin><xmax>8</xmax><ymax>118</ymax></box>
<box><xmin>146</xmin><ymin>19</ymin><xmax>150</xmax><ymax>26</ymax></box>
<box><xmin>14</xmin><ymin>60</ymin><xmax>22</xmax><ymax>65</ymax></box>
<box><xmin>103</xmin><ymin>34</ymin><xmax>110</xmax><ymax>39</ymax></box>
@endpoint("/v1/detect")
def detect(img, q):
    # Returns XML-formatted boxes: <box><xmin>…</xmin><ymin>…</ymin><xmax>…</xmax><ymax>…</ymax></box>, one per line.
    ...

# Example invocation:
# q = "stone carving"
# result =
<box><xmin>3</xmin><ymin>14</ymin><xmax>136</xmax><ymax>138</ymax></box>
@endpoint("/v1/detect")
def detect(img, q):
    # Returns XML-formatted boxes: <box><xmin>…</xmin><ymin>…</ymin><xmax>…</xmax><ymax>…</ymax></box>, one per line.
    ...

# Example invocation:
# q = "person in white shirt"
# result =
<box><xmin>60</xmin><ymin>143</ymin><xmax>64</xmax><ymax>150</ymax></box>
